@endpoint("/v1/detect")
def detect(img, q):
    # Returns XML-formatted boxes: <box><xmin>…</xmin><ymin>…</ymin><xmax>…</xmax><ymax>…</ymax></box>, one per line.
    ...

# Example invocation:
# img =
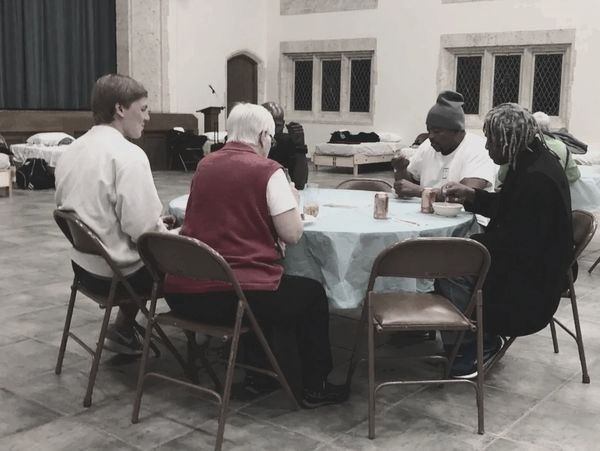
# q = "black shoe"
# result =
<box><xmin>243</xmin><ymin>373</ymin><xmax>280</xmax><ymax>396</ymax></box>
<box><xmin>301</xmin><ymin>382</ymin><xmax>349</xmax><ymax>409</ymax></box>
<box><xmin>104</xmin><ymin>324</ymin><xmax>143</xmax><ymax>355</ymax></box>
<box><xmin>450</xmin><ymin>335</ymin><xmax>505</xmax><ymax>379</ymax></box>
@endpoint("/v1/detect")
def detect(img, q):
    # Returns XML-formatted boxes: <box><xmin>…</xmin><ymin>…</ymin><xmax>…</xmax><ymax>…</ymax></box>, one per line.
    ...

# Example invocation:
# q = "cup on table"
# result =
<box><xmin>303</xmin><ymin>182</ymin><xmax>320</xmax><ymax>217</ymax></box>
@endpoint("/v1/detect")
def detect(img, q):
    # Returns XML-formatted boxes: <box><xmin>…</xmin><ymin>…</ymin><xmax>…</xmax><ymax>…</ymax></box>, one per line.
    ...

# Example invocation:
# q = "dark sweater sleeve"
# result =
<box><xmin>471</xmin><ymin>173</ymin><xmax>558</xmax><ymax>260</ymax></box>
<box><xmin>464</xmin><ymin>188</ymin><xmax>499</xmax><ymax>218</ymax></box>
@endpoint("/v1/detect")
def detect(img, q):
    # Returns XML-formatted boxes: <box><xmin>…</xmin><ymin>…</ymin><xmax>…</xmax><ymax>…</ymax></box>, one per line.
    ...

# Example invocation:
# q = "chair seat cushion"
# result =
<box><xmin>370</xmin><ymin>292</ymin><xmax>472</xmax><ymax>331</ymax></box>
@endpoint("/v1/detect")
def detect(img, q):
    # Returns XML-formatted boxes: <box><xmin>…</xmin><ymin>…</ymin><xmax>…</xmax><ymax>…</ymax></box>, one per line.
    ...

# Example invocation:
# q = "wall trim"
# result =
<box><xmin>280</xmin><ymin>0</ymin><xmax>377</xmax><ymax>15</ymax></box>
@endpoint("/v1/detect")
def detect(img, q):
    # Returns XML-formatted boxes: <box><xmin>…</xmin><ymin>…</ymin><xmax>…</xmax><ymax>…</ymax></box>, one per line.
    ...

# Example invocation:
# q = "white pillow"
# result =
<box><xmin>26</xmin><ymin>132</ymin><xmax>75</xmax><ymax>146</ymax></box>
<box><xmin>377</xmin><ymin>132</ymin><xmax>403</xmax><ymax>142</ymax></box>
<box><xmin>0</xmin><ymin>154</ymin><xmax>9</xmax><ymax>169</ymax></box>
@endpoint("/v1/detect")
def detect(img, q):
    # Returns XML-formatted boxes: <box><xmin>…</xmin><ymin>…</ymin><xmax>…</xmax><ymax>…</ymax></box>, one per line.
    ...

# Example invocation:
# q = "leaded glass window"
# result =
<box><xmin>493</xmin><ymin>54</ymin><xmax>521</xmax><ymax>106</ymax></box>
<box><xmin>321</xmin><ymin>60</ymin><xmax>341</xmax><ymax>111</ymax></box>
<box><xmin>532</xmin><ymin>54</ymin><xmax>562</xmax><ymax>116</ymax></box>
<box><xmin>294</xmin><ymin>60</ymin><xmax>313</xmax><ymax>111</ymax></box>
<box><xmin>455</xmin><ymin>56</ymin><xmax>482</xmax><ymax>114</ymax></box>
<box><xmin>350</xmin><ymin>59</ymin><xmax>371</xmax><ymax>112</ymax></box>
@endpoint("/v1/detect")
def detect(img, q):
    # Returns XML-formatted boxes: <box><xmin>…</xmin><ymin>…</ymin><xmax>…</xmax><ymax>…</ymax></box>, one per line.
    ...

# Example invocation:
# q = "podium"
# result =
<box><xmin>197</xmin><ymin>106</ymin><xmax>225</xmax><ymax>133</ymax></box>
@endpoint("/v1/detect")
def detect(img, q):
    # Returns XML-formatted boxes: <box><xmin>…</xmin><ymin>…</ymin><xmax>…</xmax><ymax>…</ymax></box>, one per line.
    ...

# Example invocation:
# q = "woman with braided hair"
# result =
<box><xmin>442</xmin><ymin>103</ymin><xmax>573</xmax><ymax>378</ymax></box>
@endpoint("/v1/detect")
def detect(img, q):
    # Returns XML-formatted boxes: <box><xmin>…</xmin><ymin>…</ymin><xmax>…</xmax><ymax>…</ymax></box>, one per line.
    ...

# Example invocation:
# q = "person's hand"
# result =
<box><xmin>161</xmin><ymin>214</ymin><xmax>177</xmax><ymax>230</ymax></box>
<box><xmin>442</xmin><ymin>182</ymin><xmax>475</xmax><ymax>204</ymax></box>
<box><xmin>394</xmin><ymin>179</ymin><xmax>422</xmax><ymax>198</ymax></box>
<box><xmin>391</xmin><ymin>155</ymin><xmax>410</xmax><ymax>172</ymax></box>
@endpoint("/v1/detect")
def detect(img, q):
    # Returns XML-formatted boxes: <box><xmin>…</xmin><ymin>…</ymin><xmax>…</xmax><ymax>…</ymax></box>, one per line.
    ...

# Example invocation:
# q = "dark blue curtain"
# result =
<box><xmin>0</xmin><ymin>0</ymin><xmax>116</xmax><ymax>110</ymax></box>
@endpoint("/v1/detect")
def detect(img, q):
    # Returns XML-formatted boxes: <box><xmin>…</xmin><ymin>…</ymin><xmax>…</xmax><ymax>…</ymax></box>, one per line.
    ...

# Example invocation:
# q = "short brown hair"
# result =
<box><xmin>91</xmin><ymin>74</ymin><xmax>148</xmax><ymax>125</ymax></box>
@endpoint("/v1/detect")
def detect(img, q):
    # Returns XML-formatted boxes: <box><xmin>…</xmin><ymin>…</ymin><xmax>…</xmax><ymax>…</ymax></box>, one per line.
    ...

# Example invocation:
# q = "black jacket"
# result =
<box><xmin>465</xmin><ymin>146</ymin><xmax>574</xmax><ymax>336</ymax></box>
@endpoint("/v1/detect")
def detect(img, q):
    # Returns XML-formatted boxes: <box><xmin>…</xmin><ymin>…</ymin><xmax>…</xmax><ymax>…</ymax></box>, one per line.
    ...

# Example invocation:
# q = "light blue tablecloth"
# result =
<box><xmin>168</xmin><ymin>189</ymin><xmax>479</xmax><ymax>309</ymax></box>
<box><xmin>571</xmin><ymin>166</ymin><xmax>600</xmax><ymax>212</ymax></box>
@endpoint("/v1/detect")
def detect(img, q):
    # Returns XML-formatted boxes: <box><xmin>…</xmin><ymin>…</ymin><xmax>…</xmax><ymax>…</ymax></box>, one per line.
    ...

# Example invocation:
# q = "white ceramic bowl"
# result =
<box><xmin>432</xmin><ymin>202</ymin><xmax>463</xmax><ymax>217</ymax></box>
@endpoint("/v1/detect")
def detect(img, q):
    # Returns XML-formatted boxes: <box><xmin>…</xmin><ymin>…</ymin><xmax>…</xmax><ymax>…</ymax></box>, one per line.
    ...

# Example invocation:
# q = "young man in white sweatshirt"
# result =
<box><xmin>55</xmin><ymin>74</ymin><xmax>171</xmax><ymax>354</ymax></box>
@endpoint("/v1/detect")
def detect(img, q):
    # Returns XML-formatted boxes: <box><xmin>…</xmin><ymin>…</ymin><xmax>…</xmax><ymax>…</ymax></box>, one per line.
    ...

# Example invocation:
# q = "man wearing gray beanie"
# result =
<box><xmin>392</xmin><ymin>90</ymin><xmax>495</xmax><ymax>199</ymax></box>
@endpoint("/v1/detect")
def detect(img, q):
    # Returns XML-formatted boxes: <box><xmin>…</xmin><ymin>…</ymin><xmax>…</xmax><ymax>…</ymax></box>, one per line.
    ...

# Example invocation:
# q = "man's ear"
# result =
<box><xmin>114</xmin><ymin>103</ymin><xmax>125</xmax><ymax>118</ymax></box>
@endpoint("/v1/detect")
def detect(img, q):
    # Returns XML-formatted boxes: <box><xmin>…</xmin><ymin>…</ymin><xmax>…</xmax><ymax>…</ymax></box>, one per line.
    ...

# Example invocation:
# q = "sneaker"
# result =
<box><xmin>301</xmin><ymin>382</ymin><xmax>349</xmax><ymax>409</ymax></box>
<box><xmin>104</xmin><ymin>324</ymin><xmax>143</xmax><ymax>355</ymax></box>
<box><xmin>450</xmin><ymin>335</ymin><xmax>505</xmax><ymax>379</ymax></box>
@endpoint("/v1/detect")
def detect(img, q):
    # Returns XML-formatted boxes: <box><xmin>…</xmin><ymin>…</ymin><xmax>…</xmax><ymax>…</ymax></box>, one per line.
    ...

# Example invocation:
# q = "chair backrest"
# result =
<box><xmin>571</xmin><ymin>209</ymin><xmax>597</xmax><ymax>262</ymax></box>
<box><xmin>53</xmin><ymin>209</ymin><xmax>126</xmax><ymax>277</ymax></box>
<box><xmin>54</xmin><ymin>209</ymin><xmax>106</xmax><ymax>257</ymax></box>
<box><xmin>368</xmin><ymin>237</ymin><xmax>490</xmax><ymax>293</ymax></box>
<box><xmin>137</xmin><ymin>232</ymin><xmax>242</xmax><ymax>294</ymax></box>
<box><xmin>336</xmin><ymin>178</ymin><xmax>393</xmax><ymax>193</ymax></box>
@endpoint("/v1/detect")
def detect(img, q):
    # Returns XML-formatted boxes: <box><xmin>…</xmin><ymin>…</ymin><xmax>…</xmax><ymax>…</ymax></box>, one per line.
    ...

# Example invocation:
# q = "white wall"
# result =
<box><xmin>167</xmin><ymin>0</ymin><xmax>269</xmax><ymax>132</ymax></box>
<box><xmin>264</xmin><ymin>0</ymin><xmax>600</xmax><ymax>151</ymax></box>
<box><xmin>135</xmin><ymin>0</ymin><xmax>600</xmax><ymax>149</ymax></box>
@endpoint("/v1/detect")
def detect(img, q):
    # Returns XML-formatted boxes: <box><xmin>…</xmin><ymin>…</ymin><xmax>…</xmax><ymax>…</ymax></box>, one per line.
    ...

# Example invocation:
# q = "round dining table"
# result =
<box><xmin>168</xmin><ymin>188</ymin><xmax>480</xmax><ymax>310</ymax></box>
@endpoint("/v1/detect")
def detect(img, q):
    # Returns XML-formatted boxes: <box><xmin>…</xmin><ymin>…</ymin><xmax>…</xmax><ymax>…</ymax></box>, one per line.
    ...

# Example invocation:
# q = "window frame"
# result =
<box><xmin>284</xmin><ymin>50</ymin><xmax>375</xmax><ymax>124</ymax></box>
<box><xmin>440</xmin><ymin>30</ymin><xmax>574</xmax><ymax>130</ymax></box>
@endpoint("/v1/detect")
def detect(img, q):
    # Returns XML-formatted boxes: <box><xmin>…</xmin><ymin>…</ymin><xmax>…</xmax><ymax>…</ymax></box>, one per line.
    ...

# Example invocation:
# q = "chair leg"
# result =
<box><xmin>475</xmin><ymin>294</ymin><xmax>484</xmax><ymax>434</ymax></box>
<box><xmin>345</xmin><ymin>305</ymin><xmax>369</xmax><ymax>387</ymax></box>
<box><xmin>215</xmin><ymin>306</ymin><xmax>245</xmax><ymax>451</ymax></box>
<box><xmin>569</xmin><ymin>292</ymin><xmax>590</xmax><ymax>384</ymax></box>
<box><xmin>132</xmin><ymin>314</ymin><xmax>155</xmax><ymax>423</ymax></box>
<box><xmin>367</xmin><ymin>304</ymin><xmax>376</xmax><ymax>440</ymax></box>
<box><xmin>56</xmin><ymin>280</ymin><xmax>78</xmax><ymax>375</ymax></box>
<box><xmin>588</xmin><ymin>255</ymin><xmax>600</xmax><ymax>274</ymax></box>
<box><xmin>133</xmin><ymin>322</ymin><xmax>161</xmax><ymax>358</ymax></box>
<box><xmin>550</xmin><ymin>319</ymin><xmax>560</xmax><ymax>354</ymax></box>
<box><xmin>83</xmin><ymin>303</ymin><xmax>113</xmax><ymax>407</ymax></box>
<box><xmin>179</xmin><ymin>154</ymin><xmax>188</xmax><ymax>172</ymax></box>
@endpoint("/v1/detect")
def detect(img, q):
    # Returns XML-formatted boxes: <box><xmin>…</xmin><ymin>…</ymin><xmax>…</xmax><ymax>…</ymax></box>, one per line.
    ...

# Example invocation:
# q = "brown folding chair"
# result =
<box><xmin>485</xmin><ymin>209</ymin><xmax>597</xmax><ymax>384</ymax></box>
<box><xmin>131</xmin><ymin>232</ymin><xmax>299</xmax><ymax>451</ymax></box>
<box><xmin>53</xmin><ymin>210</ymin><xmax>186</xmax><ymax>407</ymax></box>
<box><xmin>346</xmin><ymin>237</ymin><xmax>490</xmax><ymax>438</ymax></box>
<box><xmin>336</xmin><ymin>178</ymin><xmax>393</xmax><ymax>192</ymax></box>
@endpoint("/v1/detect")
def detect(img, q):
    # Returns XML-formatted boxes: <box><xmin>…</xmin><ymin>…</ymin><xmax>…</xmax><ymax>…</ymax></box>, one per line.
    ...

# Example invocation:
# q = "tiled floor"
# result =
<box><xmin>1</xmin><ymin>163</ymin><xmax>600</xmax><ymax>450</ymax></box>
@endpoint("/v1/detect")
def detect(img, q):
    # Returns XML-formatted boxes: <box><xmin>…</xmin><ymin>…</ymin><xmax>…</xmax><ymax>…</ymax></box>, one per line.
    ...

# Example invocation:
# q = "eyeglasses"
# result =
<box><xmin>265</xmin><ymin>132</ymin><xmax>276</xmax><ymax>148</ymax></box>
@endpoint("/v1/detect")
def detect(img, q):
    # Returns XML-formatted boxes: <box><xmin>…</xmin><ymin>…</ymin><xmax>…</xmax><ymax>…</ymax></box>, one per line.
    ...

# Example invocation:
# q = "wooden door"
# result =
<box><xmin>227</xmin><ymin>55</ymin><xmax>258</xmax><ymax>114</ymax></box>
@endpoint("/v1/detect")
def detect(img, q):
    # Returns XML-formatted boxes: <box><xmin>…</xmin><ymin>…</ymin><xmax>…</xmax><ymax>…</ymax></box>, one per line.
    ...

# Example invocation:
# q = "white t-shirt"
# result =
<box><xmin>407</xmin><ymin>133</ymin><xmax>496</xmax><ymax>189</ymax></box>
<box><xmin>266</xmin><ymin>168</ymin><xmax>298</xmax><ymax>215</ymax></box>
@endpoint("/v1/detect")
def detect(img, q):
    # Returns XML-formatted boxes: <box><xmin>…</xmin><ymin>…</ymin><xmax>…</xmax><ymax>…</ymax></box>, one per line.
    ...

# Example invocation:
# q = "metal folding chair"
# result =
<box><xmin>53</xmin><ymin>210</ymin><xmax>187</xmax><ymax>407</ymax></box>
<box><xmin>346</xmin><ymin>237</ymin><xmax>490</xmax><ymax>438</ymax></box>
<box><xmin>131</xmin><ymin>232</ymin><xmax>299</xmax><ymax>451</ymax></box>
<box><xmin>486</xmin><ymin>209</ymin><xmax>597</xmax><ymax>384</ymax></box>
<box><xmin>336</xmin><ymin>178</ymin><xmax>393</xmax><ymax>192</ymax></box>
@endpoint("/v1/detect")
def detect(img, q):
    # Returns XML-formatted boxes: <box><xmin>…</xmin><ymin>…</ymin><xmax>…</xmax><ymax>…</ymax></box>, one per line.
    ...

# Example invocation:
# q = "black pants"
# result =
<box><xmin>72</xmin><ymin>262</ymin><xmax>153</xmax><ymax>297</ymax></box>
<box><xmin>166</xmin><ymin>275</ymin><xmax>332</xmax><ymax>398</ymax></box>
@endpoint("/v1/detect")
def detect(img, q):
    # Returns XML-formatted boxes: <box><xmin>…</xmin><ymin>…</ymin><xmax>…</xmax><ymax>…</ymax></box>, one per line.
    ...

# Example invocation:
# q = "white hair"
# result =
<box><xmin>226</xmin><ymin>103</ymin><xmax>275</xmax><ymax>149</ymax></box>
<box><xmin>533</xmin><ymin>111</ymin><xmax>551</xmax><ymax>132</ymax></box>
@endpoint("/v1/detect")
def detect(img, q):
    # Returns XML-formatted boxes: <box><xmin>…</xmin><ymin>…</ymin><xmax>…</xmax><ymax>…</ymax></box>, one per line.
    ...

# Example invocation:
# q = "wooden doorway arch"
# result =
<box><xmin>227</xmin><ymin>54</ymin><xmax>258</xmax><ymax>114</ymax></box>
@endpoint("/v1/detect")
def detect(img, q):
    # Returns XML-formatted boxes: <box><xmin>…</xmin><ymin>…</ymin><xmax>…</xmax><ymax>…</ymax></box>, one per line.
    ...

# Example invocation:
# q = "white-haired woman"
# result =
<box><xmin>164</xmin><ymin>103</ymin><xmax>347</xmax><ymax>408</ymax></box>
<box><xmin>442</xmin><ymin>103</ymin><xmax>574</xmax><ymax>378</ymax></box>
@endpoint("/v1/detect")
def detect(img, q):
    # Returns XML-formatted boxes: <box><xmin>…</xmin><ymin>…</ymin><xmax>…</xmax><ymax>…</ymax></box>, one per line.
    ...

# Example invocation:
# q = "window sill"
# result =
<box><xmin>288</xmin><ymin>111</ymin><xmax>373</xmax><ymax>126</ymax></box>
